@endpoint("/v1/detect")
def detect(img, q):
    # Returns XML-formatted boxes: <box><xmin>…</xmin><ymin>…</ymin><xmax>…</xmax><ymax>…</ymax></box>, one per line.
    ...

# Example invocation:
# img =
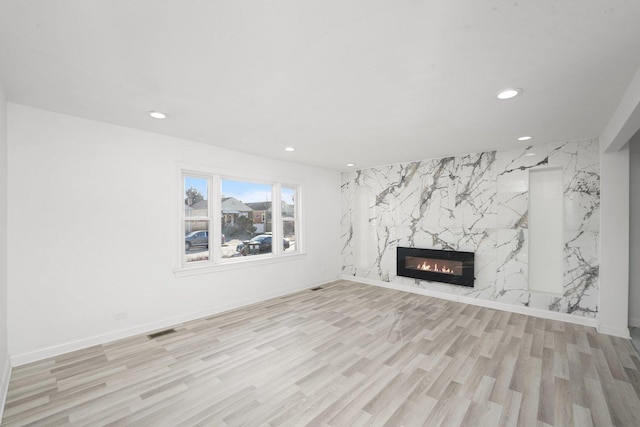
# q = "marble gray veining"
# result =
<box><xmin>341</xmin><ymin>139</ymin><xmax>600</xmax><ymax>318</ymax></box>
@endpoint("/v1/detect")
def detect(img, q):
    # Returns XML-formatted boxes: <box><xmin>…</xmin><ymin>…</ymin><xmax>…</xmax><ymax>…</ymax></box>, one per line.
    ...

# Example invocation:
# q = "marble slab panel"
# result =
<box><xmin>340</xmin><ymin>138</ymin><xmax>600</xmax><ymax>319</ymax></box>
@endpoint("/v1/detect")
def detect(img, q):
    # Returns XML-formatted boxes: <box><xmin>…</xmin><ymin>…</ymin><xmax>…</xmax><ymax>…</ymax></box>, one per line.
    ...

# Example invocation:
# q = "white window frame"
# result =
<box><xmin>175</xmin><ymin>163</ymin><xmax>304</xmax><ymax>276</ymax></box>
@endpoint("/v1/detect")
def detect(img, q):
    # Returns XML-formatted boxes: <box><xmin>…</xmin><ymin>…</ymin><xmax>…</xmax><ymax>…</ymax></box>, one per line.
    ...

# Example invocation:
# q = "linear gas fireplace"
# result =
<box><xmin>397</xmin><ymin>247</ymin><xmax>475</xmax><ymax>287</ymax></box>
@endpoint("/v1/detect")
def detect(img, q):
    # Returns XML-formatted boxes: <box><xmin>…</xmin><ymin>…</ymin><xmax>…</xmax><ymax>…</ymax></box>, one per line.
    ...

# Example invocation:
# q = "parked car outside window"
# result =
<box><xmin>236</xmin><ymin>234</ymin><xmax>290</xmax><ymax>255</ymax></box>
<box><xmin>185</xmin><ymin>231</ymin><xmax>226</xmax><ymax>250</ymax></box>
<box><xmin>185</xmin><ymin>231</ymin><xmax>207</xmax><ymax>250</ymax></box>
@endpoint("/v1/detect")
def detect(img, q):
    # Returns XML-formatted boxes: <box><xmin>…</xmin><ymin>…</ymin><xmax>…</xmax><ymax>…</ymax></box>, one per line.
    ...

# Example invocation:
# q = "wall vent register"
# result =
<box><xmin>147</xmin><ymin>328</ymin><xmax>177</xmax><ymax>339</ymax></box>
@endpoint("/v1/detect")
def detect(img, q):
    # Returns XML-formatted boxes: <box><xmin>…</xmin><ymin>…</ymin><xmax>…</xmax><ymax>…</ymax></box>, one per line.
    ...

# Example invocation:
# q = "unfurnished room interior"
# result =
<box><xmin>0</xmin><ymin>1</ymin><xmax>640</xmax><ymax>426</ymax></box>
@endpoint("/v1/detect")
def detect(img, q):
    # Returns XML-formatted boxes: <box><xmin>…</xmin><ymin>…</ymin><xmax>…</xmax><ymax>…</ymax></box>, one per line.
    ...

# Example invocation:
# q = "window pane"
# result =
<box><xmin>185</xmin><ymin>176</ymin><xmax>208</xmax><ymax>217</ymax></box>
<box><xmin>185</xmin><ymin>221</ymin><xmax>209</xmax><ymax>263</ymax></box>
<box><xmin>222</xmin><ymin>179</ymin><xmax>272</xmax><ymax>257</ymax></box>
<box><xmin>282</xmin><ymin>187</ymin><xmax>296</xmax><ymax>252</ymax></box>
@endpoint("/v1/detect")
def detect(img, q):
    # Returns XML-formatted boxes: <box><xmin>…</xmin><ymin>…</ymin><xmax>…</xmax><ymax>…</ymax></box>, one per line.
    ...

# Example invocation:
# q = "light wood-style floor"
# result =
<box><xmin>3</xmin><ymin>280</ymin><xmax>640</xmax><ymax>426</ymax></box>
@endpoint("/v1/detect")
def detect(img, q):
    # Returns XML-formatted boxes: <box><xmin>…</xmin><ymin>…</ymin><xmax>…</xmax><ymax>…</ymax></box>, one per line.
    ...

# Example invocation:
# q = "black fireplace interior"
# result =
<box><xmin>397</xmin><ymin>247</ymin><xmax>475</xmax><ymax>287</ymax></box>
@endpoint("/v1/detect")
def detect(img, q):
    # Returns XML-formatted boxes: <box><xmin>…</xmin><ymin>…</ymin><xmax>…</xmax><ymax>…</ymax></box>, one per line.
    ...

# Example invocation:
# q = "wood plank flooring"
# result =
<box><xmin>3</xmin><ymin>280</ymin><xmax>640</xmax><ymax>426</ymax></box>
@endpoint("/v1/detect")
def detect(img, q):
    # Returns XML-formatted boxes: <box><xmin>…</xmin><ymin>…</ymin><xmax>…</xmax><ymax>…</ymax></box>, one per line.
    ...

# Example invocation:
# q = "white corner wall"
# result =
<box><xmin>630</xmin><ymin>135</ymin><xmax>640</xmax><ymax>327</ymax></box>
<box><xmin>599</xmin><ymin>144</ymin><xmax>630</xmax><ymax>338</ymax></box>
<box><xmin>0</xmin><ymin>84</ymin><xmax>10</xmax><ymax>415</ymax></box>
<box><xmin>7</xmin><ymin>104</ymin><xmax>342</xmax><ymax>363</ymax></box>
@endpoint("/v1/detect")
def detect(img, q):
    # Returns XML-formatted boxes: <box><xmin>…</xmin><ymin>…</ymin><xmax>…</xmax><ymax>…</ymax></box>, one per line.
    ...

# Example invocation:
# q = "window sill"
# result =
<box><xmin>173</xmin><ymin>251</ymin><xmax>306</xmax><ymax>278</ymax></box>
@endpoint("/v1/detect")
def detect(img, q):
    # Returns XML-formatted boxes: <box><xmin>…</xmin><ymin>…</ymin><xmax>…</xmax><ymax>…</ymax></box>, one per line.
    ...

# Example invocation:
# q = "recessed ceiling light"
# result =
<box><xmin>284</xmin><ymin>147</ymin><xmax>295</xmax><ymax>152</ymax></box>
<box><xmin>346</xmin><ymin>163</ymin><xmax>355</xmax><ymax>167</ymax></box>
<box><xmin>148</xmin><ymin>111</ymin><xmax>167</xmax><ymax>119</ymax></box>
<box><xmin>497</xmin><ymin>89</ymin><xmax>522</xmax><ymax>100</ymax></box>
<box><xmin>518</xmin><ymin>136</ymin><xmax>532</xmax><ymax>141</ymax></box>
<box><xmin>525</xmin><ymin>153</ymin><xmax>536</xmax><ymax>157</ymax></box>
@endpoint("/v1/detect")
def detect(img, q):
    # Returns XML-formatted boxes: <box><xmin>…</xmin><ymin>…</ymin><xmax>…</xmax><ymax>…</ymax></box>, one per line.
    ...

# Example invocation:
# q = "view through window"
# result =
<box><xmin>282</xmin><ymin>186</ymin><xmax>297</xmax><ymax>252</ymax></box>
<box><xmin>184</xmin><ymin>175</ymin><xmax>211</xmax><ymax>264</ymax></box>
<box><xmin>222</xmin><ymin>179</ymin><xmax>273</xmax><ymax>257</ymax></box>
<box><xmin>181</xmin><ymin>172</ymin><xmax>300</xmax><ymax>268</ymax></box>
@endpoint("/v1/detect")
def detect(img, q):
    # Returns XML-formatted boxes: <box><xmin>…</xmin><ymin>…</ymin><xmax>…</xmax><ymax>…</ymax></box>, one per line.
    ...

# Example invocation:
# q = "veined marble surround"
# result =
<box><xmin>341</xmin><ymin>139</ymin><xmax>600</xmax><ymax>318</ymax></box>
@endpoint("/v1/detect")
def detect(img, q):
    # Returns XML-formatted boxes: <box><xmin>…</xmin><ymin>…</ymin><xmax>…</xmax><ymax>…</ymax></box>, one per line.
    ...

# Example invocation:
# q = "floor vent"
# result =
<box><xmin>310</xmin><ymin>286</ymin><xmax>323</xmax><ymax>291</ymax></box>
<box><xmin>147</xmin><ymin>328</ymin><xmax>177</xmax><ymax>339</ymax></box>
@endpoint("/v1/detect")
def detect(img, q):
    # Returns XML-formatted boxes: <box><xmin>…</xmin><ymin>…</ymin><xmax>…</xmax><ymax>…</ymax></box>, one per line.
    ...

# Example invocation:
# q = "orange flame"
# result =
<box><xmin>415</xmin><ymin>261</ymin><xmax>455</xmax><ymax>274</ymax></box>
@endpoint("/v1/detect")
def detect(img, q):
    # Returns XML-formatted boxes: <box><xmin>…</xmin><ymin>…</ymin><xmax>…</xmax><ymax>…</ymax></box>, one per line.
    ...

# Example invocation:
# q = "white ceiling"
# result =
<box><xmin>1</xmin><ymin>1</ymin><xmax>640</xmax><ymax>171</ymax></box>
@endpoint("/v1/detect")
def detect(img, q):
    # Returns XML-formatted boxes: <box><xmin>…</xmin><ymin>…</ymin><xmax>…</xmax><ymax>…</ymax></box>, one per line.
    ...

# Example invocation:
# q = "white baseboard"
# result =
<box><xmin>11</xmin><ymin>277</ymin><xmax>338</xmax><ymax>367</ymax></box>
<box><xmin>597</xmin><ymin>324</ymin><xmax>631</xmax><ymax>339</ymax></box>
<box><xmin>0</xmin><ymin>355</ymin><xmax>11</xmax><ymax>422</ymax></box>
<box><xmin>341</xmin><ymin>275</ymin><xmax>599</xmax><ymax>329</ymax></box>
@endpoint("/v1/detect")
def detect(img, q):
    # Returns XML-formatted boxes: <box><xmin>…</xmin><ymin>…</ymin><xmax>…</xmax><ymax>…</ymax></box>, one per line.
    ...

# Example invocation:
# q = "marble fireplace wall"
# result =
<box><xmin>341</xmin><ymin>139</ymin><xmax>600</xmax><ymax>318</ymax></box>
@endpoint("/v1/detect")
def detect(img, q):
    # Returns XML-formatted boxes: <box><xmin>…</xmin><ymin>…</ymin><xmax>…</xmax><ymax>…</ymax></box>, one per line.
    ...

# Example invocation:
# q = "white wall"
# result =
<box><xmin>7</xmin><ymin>104</ymin><xmax>341</xmax><ymax>362</ymax></box>
<box><xmin>599</xmin><ymin>144</ymin><xmax>630</xmax><ymax>338</ymax></box>
<box><xmin>629</xmin><ymin>134</ymin><xmax>640</xmax><ymax>327</ymax></box>
<box><xmin>0</xmin><ymin>84</ymin><xmax>10</xmax><ymax>415</ymax></box>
